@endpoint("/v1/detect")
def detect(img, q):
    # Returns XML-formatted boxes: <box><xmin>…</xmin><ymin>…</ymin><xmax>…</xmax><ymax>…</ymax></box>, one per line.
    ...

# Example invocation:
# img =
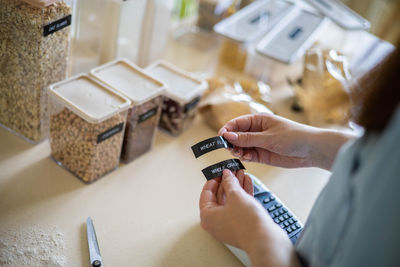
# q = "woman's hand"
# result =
<box><xmin>199</xmin><ymin>169</ymin><xmax>301</xmax><ymax>267</ymax></box>
<box><xmin>219</xmin><ymin>113</ymin><xmax>353</xmax><ymax>170</ymax></box>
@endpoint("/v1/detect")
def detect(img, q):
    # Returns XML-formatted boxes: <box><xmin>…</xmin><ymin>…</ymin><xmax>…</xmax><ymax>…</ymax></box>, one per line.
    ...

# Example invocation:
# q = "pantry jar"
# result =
<box><xmin>48</xmin><ymin>74</ymin><xmax>131</xmax><ymax>183</ymax></box>
<box><xmin>146</xmin><ymin>61</ymin><xmax>208</xmax><ymax>136</ymax></box>
<box><xmin>0</xmin><ymin>0</ymin><xmax>73</xmax><ymax>143</ymax></box>
<box><xmin>214</xmin><ymin>0</ymin><xmax>295</xmax><ymax>72</ymax></box>
<box><xmin>91</xmin><ymin>59</ymin><xmax>165</xmax><ymax>163</ymax></box>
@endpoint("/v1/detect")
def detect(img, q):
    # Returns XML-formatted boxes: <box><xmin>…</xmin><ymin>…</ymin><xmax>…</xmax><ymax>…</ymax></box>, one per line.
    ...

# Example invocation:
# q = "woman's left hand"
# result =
<box><xmin>199</xmin><ymin>169</ymin><xmax>302</xmax><ymax>267</ymax></box>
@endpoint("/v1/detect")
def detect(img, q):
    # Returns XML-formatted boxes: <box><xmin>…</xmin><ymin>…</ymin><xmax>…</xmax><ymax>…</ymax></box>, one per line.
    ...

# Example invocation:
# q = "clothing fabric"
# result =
<box><xmin>295</xmin><ymin>108</ymin><xmax>400</xmax><ymax>267</ymax></box>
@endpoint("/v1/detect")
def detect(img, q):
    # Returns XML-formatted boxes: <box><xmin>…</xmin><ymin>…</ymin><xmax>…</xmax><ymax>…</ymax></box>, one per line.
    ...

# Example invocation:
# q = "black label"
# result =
<box><xmin>191</xmin><ymin>136</ymin><xmax>233</xmax><ymax>158</ymax></box>
<box><xmin>250</xmin><ymin>11</ymin><xmax>269</xmax><ymax>24</ymax></box>
<box><xmin>202</xmin><ymin>159</ymin><xmax>245</xmax><ymax>180</ymax></box>
<box><xmin>289</xmin><ymin>27</ymin><xmax>303</xmax><ymax>39</ymax></box>
<box><xmin>97</xmin><ymin>123</ymin><xmax>124</xmax><ymax>144</ymax></box>
<box><xmin>138</xmin><ymin>107</ymin><xmax>158</xmax><ymax>123</ymax></box>
<box><xmin>184</xmin><ymin>96</ymin><xmax>201</xmax><ymax>113</ymax></box>
<box><xmin>43</xmin><ymin>15</ymin><xmax>72</xmax><ymax>37</ymax></box>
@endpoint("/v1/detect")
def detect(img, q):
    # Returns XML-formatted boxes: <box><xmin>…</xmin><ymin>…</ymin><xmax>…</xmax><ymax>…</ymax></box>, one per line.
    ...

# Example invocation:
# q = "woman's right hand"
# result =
<box><xmin>219</xmin><ymin>113</ymin><xmax>353</xmax><ymax>170</ymax></box>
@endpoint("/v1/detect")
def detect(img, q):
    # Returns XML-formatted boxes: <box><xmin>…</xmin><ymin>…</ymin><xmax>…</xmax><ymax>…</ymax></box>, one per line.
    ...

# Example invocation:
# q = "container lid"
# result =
<box><xmin>48</xmin><ymin>74</ymin><xmax>131</xmax><ymax>123</ymax></box>
<box><xmin>90</xmin><ymin>59</ymin><xmax>165</xmax><ymax>105</ymax></box>
<box><xmin>304</xmin><ymin>0</ymin><xmax>370</xmax><ymax>30</ymax></box>
<box><xmin>256</xmin><ymin>9</ymin><xmax>325</xmax><ymax>63</ymax></box>
<box><xmin>214</xmin><ymin>0</ymin><xmax>295</xmax><ymax>44</ymax></box>
<box><xmin>145</xmin><ymin>61</ymin><xmax>208</xmax><ymax>104</ymax></box>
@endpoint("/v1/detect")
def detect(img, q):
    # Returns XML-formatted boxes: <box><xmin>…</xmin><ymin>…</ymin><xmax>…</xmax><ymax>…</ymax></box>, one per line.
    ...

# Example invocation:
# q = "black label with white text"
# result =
<box><xmin>43</xmin><ymin>15</ymin><xmax>72</xmax><ymax>37</ymax></box>
<box><xmin>202</xmin><ymin>159</ymin><xmax>245</xmax><ymax>180</ymax></box>
<box><xmin>97</xmin><ymin>123</ymin><xmax>124</xmax><ymax>144</ymax></box>
<box><xmin>138</xmin><ymin>107</ymin><xmax>158</xmax><ymax>123</ymax></box>
<box><xmin>191</xmin><ymin>136</ymin><xmax>233</xmax><ymax>158</ymax></box>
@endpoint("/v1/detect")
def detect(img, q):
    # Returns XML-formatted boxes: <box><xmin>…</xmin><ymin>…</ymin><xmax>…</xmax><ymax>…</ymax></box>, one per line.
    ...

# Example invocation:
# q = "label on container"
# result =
<box><xmin>138</xmin><ymin>107</ymin><xmax>158</xmax><ymax>123</ymax></box>
<box><xmin>184</xmin><ymin>96</ymin><xmax>201</xmax><ymax>113</ymax></box>
<box><xmin>97</xmin><ymin>123</ymin><xmax>124</xmax><ymax>144</ymax></box>
<box><xmin>43</xmin><ymin>15</ymin><xmax>72</xmax><ymax>37</ymax></box>
<box><xmin>191</xmin><ymin>136</ymin><xmax>233</xmax><ymax>158</ymax></box>
<box><xmin>202</xmin><ymin>159</ymin><xmax>245</xmax><ymax>180</ymax></box>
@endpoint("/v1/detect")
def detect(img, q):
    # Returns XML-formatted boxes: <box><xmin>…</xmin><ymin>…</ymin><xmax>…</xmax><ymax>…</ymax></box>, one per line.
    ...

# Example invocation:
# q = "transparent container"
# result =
<box><xmin>146</xmin><ymin>61</ymin><xmax>208</xmax><ymax>136</ymax></box>
<box><xmin>214</xmin><ymin>0</ymin><xmax>295</xmax><ymax>71</ymax></box>
<box><xmin>69</xmin><ymin>0</ymin><xmax>109</xmax><ymax>75</ymax></box>
<box><xmin>197</xmin><ymin>0</ymin><xmax>237</xmax><ymax>31</ymax></box>
<box><xmin>91</xmin><ymin>59</ymin><xmax>165</xmax><ymax>163</ymax></box>
<box><xmin>104</xmin><ymin>0</ymin><xmax>173</xmax><ymax>67</ymax></box>
<box><xmin>48</xmin><ymin>74</ymin><xmax>131</xmax><ymax>183</ymax></box>
<box><xmin>0</xmin><ymin>0</ymin><xmax>73</xmax><ymax>143</ymax></box>
<box><xmin>248</xmin><ymin>8</ymin><xmax>326</xmax><ymax>85</ymax></box>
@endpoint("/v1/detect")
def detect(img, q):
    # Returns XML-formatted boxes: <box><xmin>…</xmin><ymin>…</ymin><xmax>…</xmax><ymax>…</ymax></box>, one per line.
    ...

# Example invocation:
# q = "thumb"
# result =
<box><xmin>221</xmin><ymin>169</ymin><xmax>241</xmax><ymax>195</ymax></box>
<box><xmin>223</xmin><ymin>131</ymin><xmax>266</xmax><ymax>148</ymax></box>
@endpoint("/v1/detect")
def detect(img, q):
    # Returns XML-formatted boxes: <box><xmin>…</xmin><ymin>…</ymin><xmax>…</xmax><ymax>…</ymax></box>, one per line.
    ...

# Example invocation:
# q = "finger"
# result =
<box><xmin>223</xmin><ymin>113</ymin><xmax>271</xmax><ymax>133</ymax></box>
<box><xmin>243</xmin><ymin>174</ymin><xmax>254</xmax><ymax>196</ymax></box>
<box><xmin>223</xmin><ymin>131</ymin><xmax>266</xmax><ymax>149</ymax></box>
<box><xmin>221</xmin><ymin>169</ymin><xmax>241</xmax><ymax>195</ymax></box>
<box><xmin>199</xmin><ymin>179</ymin><xmax>219</xmax><ymax>210</ymax></box>
<box><xmin>236</xmin><ymin>169</ymin><xmax>245</xmax><ymax>188</ymax></box>
<box><xmin>216</xmin><ymin>178</ymin><xmax>226</xmax><ymax>205</ymax></box>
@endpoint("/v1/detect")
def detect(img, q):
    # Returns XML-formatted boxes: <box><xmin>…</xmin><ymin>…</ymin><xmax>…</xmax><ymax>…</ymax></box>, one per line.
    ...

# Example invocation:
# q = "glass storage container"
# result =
<box><xmin>0</xmin><ymin>0</ymin><xmax>73</xmax><ymax>143</ymax></box>
<box><xmin>48</xmin><ymin>74</ymin><xmax>131</xmax><ymax>183</ymax></box>
<box><xmin>146</xmin><ymin>61</ymin><xmax>208</xmax><ymax>136</ymax></box>
<box><xmin>91</xmin><ymin>59</ymin><xmax>165</xmax><ymax>163</ymax></box>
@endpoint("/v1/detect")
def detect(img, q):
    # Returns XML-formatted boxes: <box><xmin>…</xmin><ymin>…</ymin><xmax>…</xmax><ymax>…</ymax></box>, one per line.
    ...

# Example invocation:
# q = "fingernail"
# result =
<box><xmin>224</xmin><ymin>132</ymin><xmax>238</xmax><ymax>141</ymax></box>
<box><xmin>243</xmin><ymin>153</ymin><xmax>251</xmax><ymax>160</ymax></box>
<box><xmin>223</xmin><ymin>169</ymin><xmax>232</xmax><ymax>179</ymax></box>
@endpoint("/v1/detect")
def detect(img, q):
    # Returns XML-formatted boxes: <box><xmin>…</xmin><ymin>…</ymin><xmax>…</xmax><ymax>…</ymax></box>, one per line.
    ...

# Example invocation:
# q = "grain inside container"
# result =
<box><xmin>48</xmin><ymin>74</ymin><xmax>131</xmax><ymax>183</ymax></box>
<box><xmin>145</xmin><ymin>61</ymin><xmax>208</xmax><ymax>136</ymax></box>
<box><xmin>91</xmin><ymin>59</ymin><xmax>165</xmax><ymax>163</ymax></box>
<box><xmin>0</xmin><ymin>0</ymin><xmax>72</xmax><ymax>143</ymax></box>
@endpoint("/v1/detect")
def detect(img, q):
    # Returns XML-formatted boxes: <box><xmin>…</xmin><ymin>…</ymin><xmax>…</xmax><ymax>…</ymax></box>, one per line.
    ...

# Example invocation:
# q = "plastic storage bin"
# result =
<box><xmin>146</xmin><ymin>61</ymin><xmax>208</xmax><ymax>136</ymax></box>
<box><xmin>91</xmin><ymin>59</ymin><xmax>165</xmax><ymax>163</ymax></box>
<box><xmin>214</xmin><ymin>0</ymin><xmax>295</xmax><ymax>71</ymax></box>
<box><xmin>48</xmin><ymin>74</ymin><xmax>131</xmax><ymax>183</ymax></box>
<box><xmin>0</xmin><ymin>0</ymin><xmax>73</xmax><ymax>143</ymax></box>
<box><xmin>247</xmin><ymin>8</ymin><xmax>325</xmax><ymax>85</ymax></box>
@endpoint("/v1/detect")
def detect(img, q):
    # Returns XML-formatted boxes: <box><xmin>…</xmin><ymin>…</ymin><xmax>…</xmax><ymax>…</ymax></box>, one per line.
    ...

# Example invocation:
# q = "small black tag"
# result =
<box><xmin>97</xmin><ymin>123</ymin><xmax>124</xmax><ymax>144</ymax></box>
<box><xmin>43</xmin><ymin>15</ymin><xmax>72</xmax><ymax>37</ymax></box>
<box><xmin>138</xmin><ymin>107</ymin><xmax>158</xmax><ymax>123</ymax></box>
<box><xmin>184</xmin><ymin>96</ymin><xmax>200</xmax><ymax>113</ymax></box>
<box><xmin>191</xmin><ymin>136</ymin><xmax>233</xmax><ymax>158</ymax></box>
<box><xmin>202</xmin><ymin>159</ymin><xmax>245</xmax><ymax>180</ymax></box>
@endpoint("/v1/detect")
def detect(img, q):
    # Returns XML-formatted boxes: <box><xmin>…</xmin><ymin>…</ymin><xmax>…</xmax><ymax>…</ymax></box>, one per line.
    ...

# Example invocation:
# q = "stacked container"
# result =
<box><xmin>146</xmin><ymin>61</ymin><xmax>208</xmax><ymax>136</ymax></box>
<box><xmin>0</xmin><ymin>0</ymin><xmax>73</xmax><ymax>143</ymax></box>
<box><xmin>48</xmin><ymin>74</ymin><xmax>131</xmax><ymax>183</ymax></box>
<box><xmin>91</xmin><ymin>59</ymin><xmax>165</xmax><ymax>163</ymax></box>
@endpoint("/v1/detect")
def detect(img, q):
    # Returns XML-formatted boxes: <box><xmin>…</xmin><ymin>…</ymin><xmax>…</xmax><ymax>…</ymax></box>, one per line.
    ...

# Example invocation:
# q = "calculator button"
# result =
<box><xmin>278</xmin><ymin>216</ymin><xmax>284</xmax><ymax>221</ymax></box>
<box><xmin>274</xmin><ymin>218</ymin><xmax>280</xmax><ymax>224</ymax></box>
<box><xmin>293</xmin><ymin>218</ymin><xmax>298</xmax><ymax>222</ymax></box>
<box><xmin>295</xmin><ymin>223</ymin><xmax>301</xmax><ymax>228</ymax></box>
<box><xmin>280</xmin><ymin>223</ymin><xmax>285</xmax><ymax>229</ymax></box>
<box><xmin>267</xmin><ymin>205</ymin><xmax>276</xmax><ymax>212</ymax></box>
<box><xmin>279</xmin><ymin>209</ymin><xmax>285</xmax><ymax>215</ymax></box>
<box><xmin>273</xmin><ymin>211</ymin><xmax>280</xmax><ymax>217</ymax></box>
<box><xmin>284</xmin><ymin>221</ymin><xmax>290</xmax><ymax>227</ymax></box>
<box><xmin>288</xmin><ymin>219</ymin><xmax>294</xmax><ymax>224</ymax></box>
<box><xmin>270</xmin><ymin>196</ymin><xmax>275</xmax><ymax>200</ymax></box>
<box><xmin>263</xmin><ymin>198</ymin><xmax>270</xmax><ymax>203</ymax></box>
<box><xmin>276</xmin><ymin>203</ymin><xmax>282</xmax><ymax>208</ymax></box>
<box><xmin>287</xmin><ymin>213</ymin><xmax>293</xmax><ymax>218</ymax></box>
<box><xmin>286</xmin><ymin>227</ymin><xmax>292</xmax><ymax>233</ymax></box>
<box><xmin>283</xmin><ymin>208</ymin><xmax>288</xmax><ymax>212</ymax></box>
<box><xmin>291</xmin><ymin>225</ymin><xmax>297</xmax><ymax>231</ymax></box>
<box><xmin>283</xmin><ymin>214</ymin><xmax>289</xmax><ymax>219</ymax></box>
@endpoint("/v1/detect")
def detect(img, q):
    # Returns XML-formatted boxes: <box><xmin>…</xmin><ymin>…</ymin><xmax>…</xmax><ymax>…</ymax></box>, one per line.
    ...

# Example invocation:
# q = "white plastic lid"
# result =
<box><xmin>48</xmin><ymin>74</ymin><xmax>131</xmax><ymax>123</ymax></box>
<box><xmin>214</xmin><ymin>0</ymin><xmax>295</xmax><ymax>43</ymax></box>
<box><xmin>145</xmin><ymin>61</ymin><xmax>208</xmax><ymax>104</ymax></box>
<box><xmin>90</xmin><ymin>59</ymin><xmax>165</xmax><ymax>105</ymax></box>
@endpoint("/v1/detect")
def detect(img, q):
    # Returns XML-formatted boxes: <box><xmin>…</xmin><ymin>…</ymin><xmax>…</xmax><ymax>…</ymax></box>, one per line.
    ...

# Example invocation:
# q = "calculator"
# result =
<box><xmin>251</xmin><ymin>174</ymin><xmax>303</xmax><ymax>244</ymax></box>
<box><xmin>224</xmin><ymin>174</ymin><xmax>303</xmax><ymax>266</ymax></box>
